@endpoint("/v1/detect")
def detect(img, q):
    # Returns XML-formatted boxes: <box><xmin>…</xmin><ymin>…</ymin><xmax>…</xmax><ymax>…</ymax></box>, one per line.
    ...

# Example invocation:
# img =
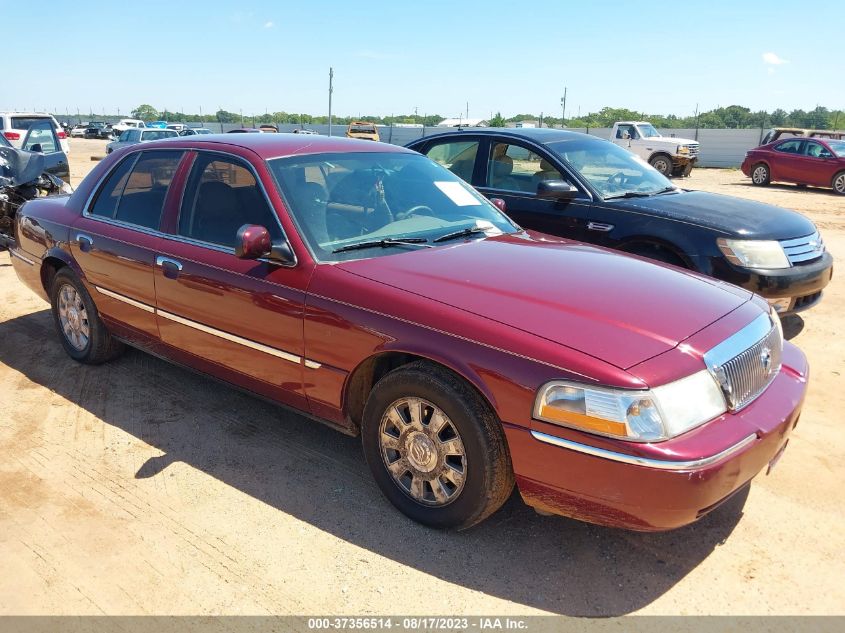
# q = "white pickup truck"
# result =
<box><xmin>610</xmin><ymin>121</ymin><xmax>699</xmax><ymax>177</ymax></box>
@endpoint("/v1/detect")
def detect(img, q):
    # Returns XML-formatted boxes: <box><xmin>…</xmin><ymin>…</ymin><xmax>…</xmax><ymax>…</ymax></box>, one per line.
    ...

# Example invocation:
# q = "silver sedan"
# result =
<box><xmin>106</xmin><ymin>128</ymin><xmax>179</xmax><ymax>154</ymax></box>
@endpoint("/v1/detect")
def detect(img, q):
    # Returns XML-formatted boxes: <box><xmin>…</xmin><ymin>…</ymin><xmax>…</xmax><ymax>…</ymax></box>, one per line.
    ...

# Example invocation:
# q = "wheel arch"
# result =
<box><xmin>40</xmin><ymin>247</ymin><xmax>85</xmax><ymax>294</ymax></box>
<box><xmin>617</xmin><ymin>236</ymin><xmax>694</xmax><ymax>269</ymax></box>
<box><xmin>343</xmin><ymin>349</ymin><xmax>500</xmax><ymax>435</ymax></box>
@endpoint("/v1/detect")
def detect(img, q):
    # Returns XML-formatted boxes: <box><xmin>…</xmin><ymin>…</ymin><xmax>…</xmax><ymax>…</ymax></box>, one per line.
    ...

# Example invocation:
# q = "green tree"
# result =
<box><xmin>131</xmin><ymin>104</ymin><xmax>158</xmax><ymax>120</ymax></box>
<box><xmin>488</xmin><ymin>112</ymin><xmax>507</xmax><ymax>127</ymax></box>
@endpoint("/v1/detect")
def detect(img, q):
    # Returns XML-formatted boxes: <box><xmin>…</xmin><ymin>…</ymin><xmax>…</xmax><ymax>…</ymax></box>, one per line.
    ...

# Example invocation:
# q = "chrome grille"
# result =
<box><xmin>703</xmin><ymin>313</ymin><xmax>782</xmax><ymax>411</ymax></box>
<box><xmin>780</xmin><ymin>231</ymin><xmax>825</xmax><ymax>265</ymax></box>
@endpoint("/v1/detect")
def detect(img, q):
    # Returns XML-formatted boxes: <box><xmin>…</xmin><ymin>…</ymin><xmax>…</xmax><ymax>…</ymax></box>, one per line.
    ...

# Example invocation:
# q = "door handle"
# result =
<box><xmin>156</xmin><ymin>255</ymin><xmax>183</xmax><ymax>279</ymax></box>
<box><xmin>76</xmin><ymin>234</ymin><xmax>93</xmax><ymax>252</ymax></box>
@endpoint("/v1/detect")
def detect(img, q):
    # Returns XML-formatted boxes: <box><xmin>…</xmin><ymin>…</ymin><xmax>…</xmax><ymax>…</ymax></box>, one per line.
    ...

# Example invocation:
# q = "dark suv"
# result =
<box><xmin>407</xmin><ymin>128</ymin><xmax>833</xmax><ymax>315</ymax></box>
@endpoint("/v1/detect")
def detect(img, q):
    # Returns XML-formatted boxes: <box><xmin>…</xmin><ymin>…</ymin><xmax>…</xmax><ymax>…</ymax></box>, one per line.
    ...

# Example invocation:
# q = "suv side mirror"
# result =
<box><xmin>536</xmin><ymin>180</ymin><xmax>578</xmax><ymax>200</ymax></box>
<box><xmin>28</xmin><ymin>143</ymin><xmax>44</xmax><ymax>153</ymax></box>
<box><xmin>235</xmin><ymin>224</ymin><xmax>272</xmax><ymax>259</ymax></box>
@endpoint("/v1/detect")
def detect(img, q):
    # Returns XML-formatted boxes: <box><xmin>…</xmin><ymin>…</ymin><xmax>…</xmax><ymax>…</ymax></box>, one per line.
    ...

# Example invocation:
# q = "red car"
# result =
<box><xmin>742</xmin><ymin>136</ymin><xmax>845</xmax><ymax>194</ymax></box>
<box><xmin>8</xmin><ymin>134</ymin><xmax>807</xmax><ymax>531</ymax></box>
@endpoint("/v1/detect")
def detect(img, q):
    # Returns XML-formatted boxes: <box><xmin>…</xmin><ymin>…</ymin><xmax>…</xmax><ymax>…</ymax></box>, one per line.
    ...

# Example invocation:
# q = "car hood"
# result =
<box><xmin>335</xmin><ymin>232</ymin><xmax>751</xmax><ymax>369</ymax></box>
<box><xmin>603</xmin><ymin>189</ymin><xmax>817</xmax><ymax>239</ymax></box>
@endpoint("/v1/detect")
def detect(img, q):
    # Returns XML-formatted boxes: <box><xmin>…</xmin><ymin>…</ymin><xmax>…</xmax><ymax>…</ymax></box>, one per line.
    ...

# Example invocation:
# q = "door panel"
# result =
<box><xmin>71</xmin><ymin>150</ymin><xmax>186</xmax><ymax>338</ymax></box>
<box><xmin>154</xmin><ymin>151</ymin><xmax>309</xmax><ymax>410</ymax></box>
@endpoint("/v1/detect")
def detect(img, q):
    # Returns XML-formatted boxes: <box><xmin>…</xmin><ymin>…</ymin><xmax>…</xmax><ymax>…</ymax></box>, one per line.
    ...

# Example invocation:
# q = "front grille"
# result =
<box><xmin>718</xmin><ymin>325</ymin><xmax>782</xmax><ymax>410</ymax></box>
<box><xmin>703</xmin><ymin>313</ymin><xmax>783</xmax><ymax>411</ymax></box>
<box><xmin>780</xmin><ymin>231</ymin><xmax>825</xmax><ymax>265</ymax></box>
<box><xmin>687</xmin><ymin>144</ymin><xmax>700</xmax><ymax>157</ymax></box>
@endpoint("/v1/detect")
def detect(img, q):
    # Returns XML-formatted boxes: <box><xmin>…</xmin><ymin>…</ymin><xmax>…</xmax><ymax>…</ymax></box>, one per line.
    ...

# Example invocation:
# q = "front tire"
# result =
<box><xmin>50</xmin><ymin>269</ymin><xmax>124</xmax><ymax>364</ymax></box>
<box><xmin>361</xmin><ymin>361</ymin><xmax>514</xmax><ymax>529</ymax></box>
<box><xmin>649</xmin><ymin>154</ymin><xmax>673</xmax><ymax>176</ymax></box>
<box><xmin>751</xmin><ymin>163</ymin><xmax>771</xmax><ymax>186</ymax></box>
<box><xmin>833</xmin><ymin>171</ymin><xmax>845</xmax><ymax>195</ymax></box>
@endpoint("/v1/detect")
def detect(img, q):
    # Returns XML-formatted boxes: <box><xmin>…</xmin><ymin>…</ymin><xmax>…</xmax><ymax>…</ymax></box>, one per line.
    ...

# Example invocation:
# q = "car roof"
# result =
<box><xmin>138</xmin><ymin>134</ymin><xmax>413</xmax><ymax>159</ymax></box>
<box><xmin>410</xmin><ymin>127</ymin><xmax>603</xmax><ymax>145</ymax></box>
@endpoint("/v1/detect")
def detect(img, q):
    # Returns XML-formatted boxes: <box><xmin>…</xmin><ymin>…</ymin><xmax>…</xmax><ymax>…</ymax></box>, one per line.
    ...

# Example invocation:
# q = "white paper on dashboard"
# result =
<box><xmin>434</xmin><ymin>181</ymin><xmax>481</xmax><ymax>206</ymax></box>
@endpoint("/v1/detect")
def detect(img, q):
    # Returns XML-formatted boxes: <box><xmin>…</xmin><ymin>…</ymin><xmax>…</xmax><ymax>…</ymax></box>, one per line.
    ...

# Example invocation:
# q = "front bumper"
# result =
<box><xmin>710</xmin><ymin>251</ymin><xmax>833</xmax><ymax>314</ymax></box>
<box><xmin>506</xmin><ymin>343</ymin><xmax>808</xmax><ymax>531</ymax></box>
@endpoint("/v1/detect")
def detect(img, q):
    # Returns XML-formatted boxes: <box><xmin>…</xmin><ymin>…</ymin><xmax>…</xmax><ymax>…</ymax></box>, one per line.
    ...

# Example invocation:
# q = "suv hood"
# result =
<box><xmin>604</xmin><ymin>190</ymin><xmax>817</xmax><ymax>239</ymax></box>
<box><xmin>336</xmin><ymin>233</ymin><xmax>751</xmax><ymax>369</ymax></box>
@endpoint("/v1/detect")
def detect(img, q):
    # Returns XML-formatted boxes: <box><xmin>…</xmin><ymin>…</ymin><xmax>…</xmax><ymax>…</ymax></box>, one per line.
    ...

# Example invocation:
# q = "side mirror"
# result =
<box><xmin>536</xmin><ymin>180</ymin><xmax>579</xmax><ymax>201</ymax></box>
<box><xmin>235</xmin><ymin>224</ymin><xmax>272</xmax><ymax>259</ymax></box>
<box><xmin>489</xmin><ymin>197</ymin><xmax>507</xmax><ymax>213</ymax></box>
<box><xmin>28</xmin><ymin>143</ymin><xmax>44</xmax><ymax>153</ymax></box>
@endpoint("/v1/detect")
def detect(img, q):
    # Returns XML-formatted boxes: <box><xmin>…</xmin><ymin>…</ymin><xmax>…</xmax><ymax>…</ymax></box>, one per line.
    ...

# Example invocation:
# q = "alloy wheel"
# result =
<box><xmin>57</xmin><ymin>284</ymin><xmax>90</xmax><ymax>351</ymax></box>
<box><xmin>752</xmin><ymin>165</ymin><xmax>768</xmax><ymax>184</ymax></box>
<box><xmin>378</xmin><ymin>397</ymin><xmax>467</xmax><ymax>506</ymax></box>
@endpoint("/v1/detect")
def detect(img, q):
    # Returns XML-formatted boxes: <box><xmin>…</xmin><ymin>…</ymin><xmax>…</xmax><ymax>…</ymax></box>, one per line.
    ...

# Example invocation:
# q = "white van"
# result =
<box><xmin>112</xmin><ymin>119</ymin><xmax>147</xmax><ymax>135</ymax></box>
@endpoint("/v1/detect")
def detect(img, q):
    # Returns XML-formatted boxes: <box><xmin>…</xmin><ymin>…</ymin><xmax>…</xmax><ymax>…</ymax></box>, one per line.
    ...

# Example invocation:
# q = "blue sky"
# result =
<box><xmin>3</xmin><ymin>0</ymin><xmax>842</xmax><ymax>118</ymax></box>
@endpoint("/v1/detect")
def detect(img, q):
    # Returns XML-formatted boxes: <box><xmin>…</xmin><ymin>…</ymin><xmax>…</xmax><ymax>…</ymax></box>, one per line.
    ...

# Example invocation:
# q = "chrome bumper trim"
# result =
<box><xmin>9</xmin><ymin>249</ymin><xmax>36</xmax><ymax>266</ymax></box>
<box><xmin>530</xmin><ymin>430</ymin><xmax>757</xmax><ymax>471</ymax></box>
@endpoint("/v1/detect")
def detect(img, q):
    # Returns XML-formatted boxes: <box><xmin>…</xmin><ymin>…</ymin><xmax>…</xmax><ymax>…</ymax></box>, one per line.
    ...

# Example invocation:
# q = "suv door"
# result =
<box><xmin>474</xmin><ymin>138</ymin><xmax>594</xmax><ymax>240</ymax></box>
<box><xmin>153</xmin><ymin>151</ymin><xmax>309</xmax><ymax>410</ymax></box>
<box><xmin>21</xmin><ymin>119</ymin><xmax>70</xmax><ymax>181</ymax></box>
<box><xmin>72</xmin><ymin>149</ymin><xmax>186</xmax><ymax>340</ymax></box>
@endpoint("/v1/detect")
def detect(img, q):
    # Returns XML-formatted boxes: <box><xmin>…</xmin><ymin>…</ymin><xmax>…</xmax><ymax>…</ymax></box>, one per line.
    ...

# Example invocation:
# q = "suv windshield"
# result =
<box><xmin>547</xmin><ymin>138</ymin><xmax>674</xmax><ymax>198</ymax></box>
<box><xmin>269</xmin><ymin>152</ymin><xmax>517</xmax><ymax>262</ymax></box>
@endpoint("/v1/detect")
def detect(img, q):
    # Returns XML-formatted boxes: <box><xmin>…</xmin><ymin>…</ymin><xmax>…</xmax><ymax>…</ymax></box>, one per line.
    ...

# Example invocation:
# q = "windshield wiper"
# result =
<box><xmin>604</xmin><ymin>191</ymin><xmax>653</xmax><ymax>199</ymax></box>
<box><xmin>653</xmin><ymin>186</ymin><xmax>680</xmax><ymax>195</ymax></box>
<box><xmin>433</xmin><ymin>226</ymin><xmax>499</xmax><ymax>243</ymax></box>
<box><xmin>605</xmin><ymin>186</ymin><xmax>679</xmax><ymax>200</ymax></box>
<box><xmin>332</xmin><ymin>237</ymin><xmax>430</xmax><ymax>253</ymax></box>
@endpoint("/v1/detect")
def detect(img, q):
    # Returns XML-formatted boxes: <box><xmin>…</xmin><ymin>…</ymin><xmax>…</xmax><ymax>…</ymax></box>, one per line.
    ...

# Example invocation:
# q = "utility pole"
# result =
<box><xmin>466</xmin><ymin>101</ymin><xmax>469</xmax><ymax>121</ymax></box>
<box><xmin>328</xmin><ymin>67</ymin><xmax>334</xmax><ymax>137</ymax></box>
<box><xmin>561</xmin><ymin>87</ymin><xmax>567</xmax><ymax>127</ymax></box>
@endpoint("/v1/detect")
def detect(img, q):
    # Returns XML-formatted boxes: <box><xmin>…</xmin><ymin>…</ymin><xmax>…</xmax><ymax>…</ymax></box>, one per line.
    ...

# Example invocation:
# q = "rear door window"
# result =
<box><xmin>774</xmin><ymin>140</ymin><xmax>803</xmax><ymax>154</ymax></box>
<box><xmin>89</xmin><ymin>151</ymin><xmax>184</xmax><ymax>230</ymax></box>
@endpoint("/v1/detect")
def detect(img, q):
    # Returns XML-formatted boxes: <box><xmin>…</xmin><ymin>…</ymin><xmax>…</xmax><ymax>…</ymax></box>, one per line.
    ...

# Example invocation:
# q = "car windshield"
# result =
<box><xmin>546</xmin><ymin>138</ymin><xmax>674</xmax><ymax>198</ymax></box>
<box><xmin>638</xmin><ymin>124</ymin><xmax>661</xmax><ymax>138</ymax></box>
<box><xmin>268</xmin><ymin>152</ymin><xmax>518</xmax><ymax>262</ymax></box>
<box><xmin>828</xmin><ymin>140</ymin><xmax>845</xmax><ymax>158</ymax></box>
<box><xmin>350</xmin><ymin>125</ymin><xmax>376</xmax><ymax>133</ymax></box>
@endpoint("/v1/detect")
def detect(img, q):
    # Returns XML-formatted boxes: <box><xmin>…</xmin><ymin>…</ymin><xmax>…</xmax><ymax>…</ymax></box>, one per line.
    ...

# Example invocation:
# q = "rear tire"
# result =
<box><xmin>751</xmin><ymin>163</ymin><xmax>771</xmax><ymax>186</ymax></box>
<box><xmin>361</xmin><ymin>361</ymin><xmax>514</xmax><ymax>530</ymax></box>
<box><xmin>833</xmin><ymin>171</ymin><xmax>845</xmax><ymax>195</ymax></box>
<box><xmin>50</xmin><ymin>269</ymin><xmax>124</xmax><ymax>364</ymax></box>
<box><xmin>649</xmin><ymin>154</ymin><xmax>673</xmax><ymax>176</ymax></box>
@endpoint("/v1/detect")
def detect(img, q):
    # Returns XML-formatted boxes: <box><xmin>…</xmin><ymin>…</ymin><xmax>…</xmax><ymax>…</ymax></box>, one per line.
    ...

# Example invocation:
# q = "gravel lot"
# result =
<box><xmin>1</xmin><ymin>138</ymin><xmax>843</xmax><ymax>616</ymax></box>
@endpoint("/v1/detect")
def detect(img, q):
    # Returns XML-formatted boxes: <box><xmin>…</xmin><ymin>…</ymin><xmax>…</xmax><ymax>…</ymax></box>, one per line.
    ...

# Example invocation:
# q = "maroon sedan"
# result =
<box><xmin>8</xmin><ymin>134</ymin><xmax>807</xmax><ymax>531</ymax></box>
<box><xmin>742</xmin><ymin>136</ymin><xmax>845</xmax><ymax>194</ymax></box>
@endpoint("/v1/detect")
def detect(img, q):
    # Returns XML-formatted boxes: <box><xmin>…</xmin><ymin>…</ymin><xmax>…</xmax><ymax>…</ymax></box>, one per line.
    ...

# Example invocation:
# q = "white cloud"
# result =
<box><xmin>264</xmin><ymin>21</ymin><xmax>274</xmax><ymax>28</ymax></box>
<box><xmin>762</xmin><ymin>52</ymin><xmax>788</xmax><ymax>65</ymax></box>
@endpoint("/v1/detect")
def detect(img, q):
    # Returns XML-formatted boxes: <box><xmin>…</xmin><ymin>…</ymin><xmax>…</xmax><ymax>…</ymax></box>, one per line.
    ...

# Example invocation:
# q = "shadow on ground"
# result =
<box><xmin>0</xmin><ymin>309</ymin><xmax>749</xmax><ymax>616</ymax></box>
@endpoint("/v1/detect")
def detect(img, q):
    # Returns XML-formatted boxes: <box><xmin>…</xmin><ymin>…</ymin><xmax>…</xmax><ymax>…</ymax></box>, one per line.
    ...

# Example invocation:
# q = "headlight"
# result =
<box><xmin>717</xmin><ymin>238</ymin><xmax>790</xmax><ymax>269</ymax></box>
<box><xmin>533</xmin><ymin>370</ymin><xmax>727</xmax><ymax>442</ymax></box>
<box><xmin>677</xmin><ymin>145</ymin><xmax>690</xmax><ymax>154</ymax></box>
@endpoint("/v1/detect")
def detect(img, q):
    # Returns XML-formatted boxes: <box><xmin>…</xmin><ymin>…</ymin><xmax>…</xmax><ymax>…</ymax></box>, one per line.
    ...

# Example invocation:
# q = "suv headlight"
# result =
<box><xmin>677</xmin><ymin>145</ymin><xmax>690</xmax><ymax>154</ymax></box>
<box><xmin>717</xmin><ymin>238</ymin><xmax>790</xmax><ymax>269</ymax></box>
<box><xmin>533</xmin><ymin>371</ymin><xmax>727</xmax><ymax>442</ymax></box>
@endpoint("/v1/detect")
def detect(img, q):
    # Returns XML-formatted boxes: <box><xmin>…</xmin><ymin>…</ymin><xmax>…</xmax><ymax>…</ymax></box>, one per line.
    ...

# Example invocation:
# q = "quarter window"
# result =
<box><xmin>178</xmin><ymin>154</ymin><xmax>282</xmax><ymax>248</ymax></box>
<box><xmin>89</xmin><ymin>151</ymin><xmax>183</xmax><ymax>229</ymax></box>
<box><xmin>424</xmin><ymin>140</ymin><xmax>479</xmax><ymax>182</ymax></box>
<box><xmin>486</xmin><ymin>143</ymin><xmax>563</xmax><ymax>194</ymax></box>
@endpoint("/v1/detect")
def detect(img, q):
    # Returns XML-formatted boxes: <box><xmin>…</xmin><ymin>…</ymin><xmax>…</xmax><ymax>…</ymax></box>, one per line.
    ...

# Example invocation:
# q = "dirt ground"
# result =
<box><xmin>1</xmin><ymin>139</ymin><xmax>843</xmax><ymax>616</ymax></box>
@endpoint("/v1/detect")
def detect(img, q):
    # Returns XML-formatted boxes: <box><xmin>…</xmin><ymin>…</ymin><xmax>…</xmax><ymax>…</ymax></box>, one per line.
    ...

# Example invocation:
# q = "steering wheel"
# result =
<box><xmin>605</xmin><ymin>171</ymin><xmax>630</xmax><ymax>191</ymax></box>
<box><xmin>394</xmin><ymin>205</ymin><xmax>434</xmax><ymax>221</ymax></box>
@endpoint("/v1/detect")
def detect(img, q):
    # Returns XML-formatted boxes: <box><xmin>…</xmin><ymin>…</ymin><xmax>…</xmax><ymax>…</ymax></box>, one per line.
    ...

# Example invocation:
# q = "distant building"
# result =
<box><xmin>436</xmin><ymin>117</ymin><xmax>488</xmax><ymax>127</ymax></box>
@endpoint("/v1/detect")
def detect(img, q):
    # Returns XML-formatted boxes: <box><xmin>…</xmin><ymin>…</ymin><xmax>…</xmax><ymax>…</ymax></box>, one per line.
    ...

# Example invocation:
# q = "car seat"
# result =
<box><xmin>193</xmin><ymin>181</ymin><xmax>242</xmax><ymax>246</ymax></box>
